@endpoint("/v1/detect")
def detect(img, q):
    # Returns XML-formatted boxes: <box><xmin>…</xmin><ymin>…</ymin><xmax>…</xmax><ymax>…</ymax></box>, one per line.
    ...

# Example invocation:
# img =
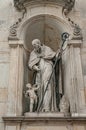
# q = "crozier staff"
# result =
<box><xmin>37</xmin><ymin>32</ymin><xmax>70</xmax><ymax>112</ymax></box>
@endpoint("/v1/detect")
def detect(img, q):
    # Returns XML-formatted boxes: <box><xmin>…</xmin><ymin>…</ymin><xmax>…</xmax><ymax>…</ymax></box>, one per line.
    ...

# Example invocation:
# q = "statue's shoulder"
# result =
<box><xmin>44</xmin><ymin>45</ymin><xmax>49</xmax><ymax>48</ymax></box>
<box><xmin>43</xmin><ymin>45</ymin><xmax>51</xmax><ymax>50</ymax></box>
<box><xmin>44</xmin><ymin>45</ymin><xmax>54</xmax><ymax>52</ymax></box>
<box><xmin>30</xmin><ymin>50</ymin><xmax>36</xmax><ymax>56</ymax></box>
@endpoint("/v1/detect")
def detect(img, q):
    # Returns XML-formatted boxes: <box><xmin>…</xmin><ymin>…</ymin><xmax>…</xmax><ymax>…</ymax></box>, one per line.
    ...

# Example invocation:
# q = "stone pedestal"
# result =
<box><xmin>7</xmin><ymin>40</ymin><xmax>24</xmax><ymax>116</ymax></box>
<box><xmin>24</xmin><ymin>112</ymin><xmax>69</xmax><ymax>117</ymax></box>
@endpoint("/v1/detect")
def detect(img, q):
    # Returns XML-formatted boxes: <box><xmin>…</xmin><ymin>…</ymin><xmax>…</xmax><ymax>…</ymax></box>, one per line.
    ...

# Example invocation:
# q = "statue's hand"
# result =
<box><xmin>56</xmin><ymin>49</ymin><xmax>61</xmax><ymax>58</ymax></box>
<box><xmin>33</xmin><ymin>65</ymin><xmax>40</xmax><ymax>71</ymax></box>
<box><xmin>58</xmin><ymin>52</ymin><xmax>62</xmax><ymax>59</ymax></box>
<box><xmin>24</xmin><ymin>91</ymin><xmax>28</xmax><ymax>97</ymax></box>
<box><xmin>37</xmin><ymin>54</ymin><xmax>44</xmax><ymax>58</ymax></box>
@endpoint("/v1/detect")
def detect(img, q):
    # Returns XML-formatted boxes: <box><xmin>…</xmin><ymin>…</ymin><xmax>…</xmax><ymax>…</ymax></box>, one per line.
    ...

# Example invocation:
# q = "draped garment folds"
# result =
<box><xmin>29</xmin><ymin>45</ymin><xmax>63</xmax><ymax>112</ymax></box>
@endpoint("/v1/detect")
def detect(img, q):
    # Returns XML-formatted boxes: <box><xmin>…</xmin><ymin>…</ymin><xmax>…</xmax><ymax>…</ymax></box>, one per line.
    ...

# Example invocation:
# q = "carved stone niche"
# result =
<box><xmin>18</xmin><ymin>14</ymin><xmax>73</xmax><ymax>115</ymax></box>
<box><xmin>3</xmin><ymin>3</ymin><xmax>86</xmax><ymax>130</ymax></box>
<box><xmin>7</xmin><ymin>8</ymin><xmax>75</xmax><ymax>118</ymax></box>
<box><xmin>7</xmin><ymin>16</ymin><xmax>72</xmax><ymax>117</ymax></box>
<box><xmin>6</xmin><ymin>0</ymin><xmax>86</xmax><ymax>118</ymax></box>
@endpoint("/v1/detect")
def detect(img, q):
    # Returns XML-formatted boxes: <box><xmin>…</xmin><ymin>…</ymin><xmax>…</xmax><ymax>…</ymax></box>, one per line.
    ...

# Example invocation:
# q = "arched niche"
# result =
<box><xmin>17</xmin><ymin>14</ymin><xmax>72</xmax><ymax>113</ymax></box>
<box><xmin>19</xmin><ymin>14</ymin><xmax>72</xmax><ymax>82</ymax></box>
<box><xmin>19</xmin><ymin>14</ymin><xmax>72</xmax><ymax>50</ymax></box>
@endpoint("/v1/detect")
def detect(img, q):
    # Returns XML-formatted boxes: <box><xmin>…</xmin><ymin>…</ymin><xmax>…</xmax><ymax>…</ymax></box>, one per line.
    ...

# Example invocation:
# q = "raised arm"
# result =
<box><xmin>24</xmin><ymin>90</ymin><xmax>30</xmax><ymax>97</ymax></box>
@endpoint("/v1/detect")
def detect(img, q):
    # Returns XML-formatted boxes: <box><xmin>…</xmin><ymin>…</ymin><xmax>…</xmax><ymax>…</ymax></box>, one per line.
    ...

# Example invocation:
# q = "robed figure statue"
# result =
<box><xmin>28</xmin><ymin>39</ymin><xmax>63</xmax><ymax>112</ymax></box>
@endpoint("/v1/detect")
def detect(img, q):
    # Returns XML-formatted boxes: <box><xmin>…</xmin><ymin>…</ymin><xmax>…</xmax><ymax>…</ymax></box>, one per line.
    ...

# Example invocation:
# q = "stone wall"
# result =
<box><xmin>0</xmin><ymin>0</ymin><xmax>86</xmax><ymax>130</ymax></box>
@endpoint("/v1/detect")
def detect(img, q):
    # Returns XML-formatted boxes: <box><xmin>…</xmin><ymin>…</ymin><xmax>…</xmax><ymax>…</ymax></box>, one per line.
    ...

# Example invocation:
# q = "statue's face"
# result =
<box><xmin>26</xmin><ymin>83</ymin><xmax>31</xmax><ymax>88</ymax></box>
<box><xmin>32</xmin><ymin>41</ymin><xmax>41</xmax><ymax>53</ymax></box>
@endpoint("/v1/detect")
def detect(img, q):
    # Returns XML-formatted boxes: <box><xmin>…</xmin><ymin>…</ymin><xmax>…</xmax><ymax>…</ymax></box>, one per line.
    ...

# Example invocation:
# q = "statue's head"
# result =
<box><xmin>26</xmin><ymin>83</ymin><xmax>32</xmax><ymax>89</ymax></box>
<box><xmin>32</xmin><ymin>39</ymin><xmax>41</xmax><ymax>45</ymax></box>
<box><xmin>32</xmin><ymin>39</ymin><xmax>42</xmax><ymax>53</ymax></box>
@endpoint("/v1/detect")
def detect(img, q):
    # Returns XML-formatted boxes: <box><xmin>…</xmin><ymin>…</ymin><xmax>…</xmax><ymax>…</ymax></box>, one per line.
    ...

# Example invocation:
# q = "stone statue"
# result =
<box><xmin>59</xmin><ymin>95</ymin><xmax>70</xmax><ymax>114</ymax></box>
<box><xmin>28</xmin><ymin>39</ymin><xmax>63</xmax><ymax>112</ymax></box>
<box><xmin>24</xmin><ymin>83</ymin><xmax>40</xmax><ymax>112</ymax></box>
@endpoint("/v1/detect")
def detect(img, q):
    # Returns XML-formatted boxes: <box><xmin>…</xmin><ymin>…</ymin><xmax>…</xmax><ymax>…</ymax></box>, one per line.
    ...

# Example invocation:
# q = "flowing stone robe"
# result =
<box><xmin>28</xmin><ymin>45</ymin><xmax>62</xmax><ymax>112</ymax></box>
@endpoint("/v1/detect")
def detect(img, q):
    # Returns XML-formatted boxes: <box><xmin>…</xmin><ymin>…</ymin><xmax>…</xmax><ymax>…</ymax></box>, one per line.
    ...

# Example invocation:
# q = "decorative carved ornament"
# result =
<box><xmin>14</xmin><ymin>0</ymin><xmax>75</xmax><ymax>15</ymax></box>
<box><xmin>62</xmin><ymin>0</ymin><xmax>82</xmax><ymax>39</ymax></box>
<box><xmin>62</xmin><ymin>0</ymin><xmax>75</xmax><ymax>16</ymax></box>
<box><xmin>8</xmin><ymin>0</ymin><xmax>75</xmax><ymax>40</ymax></box>
<box><xmin>8</xmin><ymin>0</ymin><xmax>27</xmax><ymax>40</ymax></box>
<box><xmin>67</xmin><ymin>18</ymin><xmax>82</xmax><ymax>39</ymax></box>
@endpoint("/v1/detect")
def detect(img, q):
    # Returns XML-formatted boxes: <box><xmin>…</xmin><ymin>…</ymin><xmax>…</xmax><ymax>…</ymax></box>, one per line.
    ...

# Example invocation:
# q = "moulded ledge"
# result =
<box><xmin>2</xmin><ymin>112</ymin><xmax>86</xmax><ymax>124</ymax></box>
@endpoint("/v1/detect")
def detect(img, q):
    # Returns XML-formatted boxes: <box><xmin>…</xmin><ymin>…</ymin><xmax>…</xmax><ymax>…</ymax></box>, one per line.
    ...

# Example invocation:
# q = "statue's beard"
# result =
<box><xmin>36</xmin><ymin>47</ymin><xmax>41</xmax><ymax>53</ymax></box>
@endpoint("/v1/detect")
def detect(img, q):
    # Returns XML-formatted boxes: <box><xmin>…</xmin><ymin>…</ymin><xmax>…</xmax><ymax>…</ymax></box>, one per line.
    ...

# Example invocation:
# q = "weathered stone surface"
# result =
<box><xmin>0</xmin><ymin>123</ymin><xmax>4</xmax><ymax>130</ymax></box>
<box><xmin>0</xmin><ymin>0</ymin><xmax>86</xmax><ymax>130</ymax></box>
<box><xmin>21</xmin><ymin>126</ymin><xmax>68</xmax><ymax>130</ymax></box>
<box><xmin>0</xmin><ymin>63</ymin><xmax>9</xmax><ymax>88</ymax></box>
<box><xmin>6</xmin><ymin>126</ymin><xmax>17</xmax><ymax>130</ymax></box>
<box><xmin>24</xmin><ymin>112</ymin><xmax>65</xmax><ymax>117</ymax></box>
<box><xmin>73</xmin><ymin>125</ymin><xmax>86</xmax><ymax>130</ymax></box>
<box><xmin>0</xmin><ymin>103</ymin><xmax>7</xmax><ymax>116</ymax></box>
<box><xmin>0</xmin><ymin>88</ymin><xmax>8</xmax><ymax>102</ymax></box>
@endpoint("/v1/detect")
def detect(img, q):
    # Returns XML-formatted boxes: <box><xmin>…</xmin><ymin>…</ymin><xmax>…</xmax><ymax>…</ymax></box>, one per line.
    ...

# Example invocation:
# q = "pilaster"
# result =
<box><xmin>7</xmin><ymin>40</ymin><xmax>24</xmax><ymax>116</ymax></box>
<box><xmin>67</xmin><ymin>38</ymin><xmax>86</xmax><ymax>114</ymax></box>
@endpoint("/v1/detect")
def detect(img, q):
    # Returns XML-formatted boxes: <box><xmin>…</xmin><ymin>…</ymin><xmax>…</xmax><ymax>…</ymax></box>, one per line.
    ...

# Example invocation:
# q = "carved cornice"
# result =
<box><xmin>9</xmin><ymin>40</ymin><xmax>24</xmax><ymax>48</ymax></box>
<box><xmin>14</xmin><ymin>0</ymin><xmax>65</xmax><ymax>7</ymax></box>
<box><xmin>14</xmin><ymin>0</ymin><xmax>75</xmax><ymax>15</ymax></box>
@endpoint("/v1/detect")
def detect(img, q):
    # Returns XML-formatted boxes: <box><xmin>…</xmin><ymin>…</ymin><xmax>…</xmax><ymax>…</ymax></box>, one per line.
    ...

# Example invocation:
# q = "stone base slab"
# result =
<box><xmin>72</xmin><ymin>113</ymin><xmax>86</xmax><ymax>117</ymax></box>
<box><xmin>24</xmin><ymin>112</ymin><xmax>70</xmax><ymax>117</ymax></box>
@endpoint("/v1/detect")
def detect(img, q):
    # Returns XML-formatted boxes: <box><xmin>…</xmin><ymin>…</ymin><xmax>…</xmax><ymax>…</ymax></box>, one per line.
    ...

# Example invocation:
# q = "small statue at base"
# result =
<box><xmin>59</xmin><ymin>95</ymin><xmax>70</xmax><ymax>114</ymax></box>
<box><xmin>24</xmin><ymin>83</ymin><xmax>40</xmax><ymax>112</ymax></box>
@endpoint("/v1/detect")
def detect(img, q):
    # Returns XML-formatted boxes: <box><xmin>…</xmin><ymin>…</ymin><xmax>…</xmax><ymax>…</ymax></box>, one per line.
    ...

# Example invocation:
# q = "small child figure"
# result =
<box><xmin>24</xmin><ymin>83</ymin><xmax>40</xmax><ymax>112</ymax></box>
